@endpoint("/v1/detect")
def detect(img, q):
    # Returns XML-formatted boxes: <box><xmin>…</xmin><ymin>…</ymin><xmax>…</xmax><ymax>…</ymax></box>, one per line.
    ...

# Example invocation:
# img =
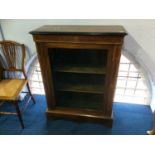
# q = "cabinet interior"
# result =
<box><xmin>49</xmin><ymin>48</ymin><xmax>108</xmax><ymax>110</ymax></box>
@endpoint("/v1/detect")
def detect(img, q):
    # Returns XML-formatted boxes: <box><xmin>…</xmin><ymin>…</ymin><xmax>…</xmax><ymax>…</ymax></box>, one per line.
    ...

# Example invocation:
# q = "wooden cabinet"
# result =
<box><xmin>30</xmin><ymin>25</ymin><xmax>126</xmax><ymax>127</ymax></box>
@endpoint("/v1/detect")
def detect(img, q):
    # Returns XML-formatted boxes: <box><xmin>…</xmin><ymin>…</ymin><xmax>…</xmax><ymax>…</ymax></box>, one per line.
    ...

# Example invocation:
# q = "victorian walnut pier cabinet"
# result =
<box><xmin>30</xmin><ymin>25</ymin><xmax>127</xmax><ymax>127</ymax></box>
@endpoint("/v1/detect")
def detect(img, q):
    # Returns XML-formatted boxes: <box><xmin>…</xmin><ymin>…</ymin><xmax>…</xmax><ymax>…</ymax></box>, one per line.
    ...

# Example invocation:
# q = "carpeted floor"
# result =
<box><xmin>0</xmin><ymin>95</ymin><xmax>153</xmax><ymax>135</ymax></box>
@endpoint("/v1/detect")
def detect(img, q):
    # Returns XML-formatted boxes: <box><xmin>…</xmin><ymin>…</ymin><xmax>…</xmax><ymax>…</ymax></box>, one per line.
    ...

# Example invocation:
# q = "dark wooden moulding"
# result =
<box><xmin>30</xmin><ymin>25</ymin><xmax>127</xmax><ymax>127</ymax></box>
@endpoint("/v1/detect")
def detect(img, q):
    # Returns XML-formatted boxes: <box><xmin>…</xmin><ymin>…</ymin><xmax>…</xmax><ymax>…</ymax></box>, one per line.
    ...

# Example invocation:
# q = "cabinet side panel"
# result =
<box><xmin>35</xmin><ymin>42</ymin><xmax>56</xmax><ymax>109</ymax></box>
<box><xmin>104</xmin><ymin>45</ymin><xmax>122</xmax><ymax>116</ymax></box>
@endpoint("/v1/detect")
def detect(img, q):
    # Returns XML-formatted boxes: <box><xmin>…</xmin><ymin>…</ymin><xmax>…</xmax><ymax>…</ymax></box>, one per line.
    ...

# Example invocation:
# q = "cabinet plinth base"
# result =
<box><xmin>46</xmin><ymin>107</ymin><xmax>113</xmax><ymax>128</ymax></box>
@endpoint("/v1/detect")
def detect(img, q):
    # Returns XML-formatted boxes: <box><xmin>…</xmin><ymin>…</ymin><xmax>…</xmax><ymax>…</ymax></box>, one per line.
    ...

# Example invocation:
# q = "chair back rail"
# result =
<box><xmin>0</xmin><ymin>60</ymin><xmax>3</xmax><ymax>81</ymax></box>
<box><xmin>0</xmin><ymin>40</ymin><xmax>27</xmax><ymax>79</ymax></box>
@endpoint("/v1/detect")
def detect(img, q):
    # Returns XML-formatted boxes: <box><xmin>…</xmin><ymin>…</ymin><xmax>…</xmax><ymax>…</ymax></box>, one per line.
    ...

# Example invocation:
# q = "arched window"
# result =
<box><xmin>28</xmin><ymin>54</ymin><xmax>151</xmax><ymax>105</ymax></box>
<box><xmin>114</xmin><ymin>55</ymin><xmax>151</xmax><ymax>105</ymax></box>
<box><xmin>28</xmin><ymin>58</ymin><xmax>45</xmax><ymax>95</ymax></box>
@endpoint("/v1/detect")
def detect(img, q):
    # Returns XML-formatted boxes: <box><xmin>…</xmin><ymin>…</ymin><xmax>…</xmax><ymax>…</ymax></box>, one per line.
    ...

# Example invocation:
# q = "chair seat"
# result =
<box><xmin>0</xmin><ymin>79</ymin><xmax>27</xmax><ymax>100</ymax></box>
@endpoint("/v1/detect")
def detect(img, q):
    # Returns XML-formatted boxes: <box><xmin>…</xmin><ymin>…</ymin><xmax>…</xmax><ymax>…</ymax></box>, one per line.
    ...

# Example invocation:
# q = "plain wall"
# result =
<box><xmin>0</xmin><ymin>19</ymin><xmax>155</xmax><ymax>110</ymax></box>
<box><xmin>0</xmin><ymin>21</ymin><xmax>4</xmax><ymax>40</ymax></box>
<box><xmin>0</xmin><ymin>20</ymin><xmax>154</xmax><ymax>58</ymax></box>
<box><xmin>0</xmin><ymin>19</ymin><xmax>155</xmax><ymax>78</ymax></box>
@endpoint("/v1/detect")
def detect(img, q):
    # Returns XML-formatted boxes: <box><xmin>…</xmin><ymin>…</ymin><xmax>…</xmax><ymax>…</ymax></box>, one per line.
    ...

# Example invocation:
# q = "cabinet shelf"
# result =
<box><xmin>56</xmin><ymin>92</ymin><xmax>103</xmax><ymax>110</ymax></box>
<box><xmin>56</xmin><ymin>83</ymin><xmax>104</xmax><ymax>94</ymax></box>
<box><xmin>57</xmin><ymin>99</ymin><xmax>103</xmax><ymax>110</ymax></box>
<box><xmin>54</xmin><ymin>65</ymin><xmax>106</xmax><ymax>74</ymax></box>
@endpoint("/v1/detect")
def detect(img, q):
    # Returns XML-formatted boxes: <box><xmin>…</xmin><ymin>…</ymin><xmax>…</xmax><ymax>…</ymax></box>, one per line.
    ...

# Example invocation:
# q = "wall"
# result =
<box><xmin>0</xmin><ymin>20</ymin><xmax>4</xmax><ymax>40</ymax></box>
<box><xmin>0</xmin><ymin>19</ymin><xmax>155</xmax><ymax>110</ymax></box>
<box><xmin>1</xmin><ymin>20</ymin><xmax>155</xmax><ymax>76</ymax></box>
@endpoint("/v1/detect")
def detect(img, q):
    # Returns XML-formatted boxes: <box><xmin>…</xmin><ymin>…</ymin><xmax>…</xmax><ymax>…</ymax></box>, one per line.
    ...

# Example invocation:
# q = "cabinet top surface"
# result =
<box><xmin>30</xmin><ymin>25</ymin><xmax>127</xmax><ymax>36</ymax></box>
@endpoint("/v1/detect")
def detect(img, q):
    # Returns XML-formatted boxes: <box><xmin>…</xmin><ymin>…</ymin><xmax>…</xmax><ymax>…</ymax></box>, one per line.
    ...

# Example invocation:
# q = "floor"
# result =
<box><xmin>0</xmin><ymin>95</ymin><xmax>153</xmax><ymax>135</ymax></box>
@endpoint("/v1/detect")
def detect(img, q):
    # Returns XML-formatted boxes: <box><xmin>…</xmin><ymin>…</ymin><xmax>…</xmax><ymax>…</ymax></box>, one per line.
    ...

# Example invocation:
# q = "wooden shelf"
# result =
<box><xmin>57</xmin><ymin>98</ymin><xmax>103</xmax><ymax>110</ymax></box>
<box><xmin>54</xmin><ymin>65</ymin><xmax>106</xmax><ymax>74</ymax></box>
<box><xmin>57</xmin><ymin>83</ymin><xmax>104</xmax><ymax>94</ymax></box>
<box><xmin>56</xmin><ymin>92</ymin><xmax>104</xmax><ymax>110</ymax></box>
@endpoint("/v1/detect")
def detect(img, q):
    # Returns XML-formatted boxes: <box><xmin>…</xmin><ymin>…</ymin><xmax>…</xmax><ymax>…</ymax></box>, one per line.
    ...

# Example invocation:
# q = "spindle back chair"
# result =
<box><xmin>0</xmin><ymin>40</ymin><xmax>36</xmax><ymax>128</ymax></box>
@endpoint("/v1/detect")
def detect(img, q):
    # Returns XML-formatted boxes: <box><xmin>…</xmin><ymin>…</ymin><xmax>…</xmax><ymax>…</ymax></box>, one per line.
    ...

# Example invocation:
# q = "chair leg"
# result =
<box><xmin>26</xmin><ymin>82</ymin><xmax>36</xmax><ymax>104</ymax></box>
<box><xmin>14</xmin><ymin>102</ymin><xmax>24</xmax><ymax>129</ymax></box>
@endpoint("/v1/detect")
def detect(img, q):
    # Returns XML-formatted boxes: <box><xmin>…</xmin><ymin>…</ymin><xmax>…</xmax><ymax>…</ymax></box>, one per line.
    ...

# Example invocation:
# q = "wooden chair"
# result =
<box><xmin>0</xmin><ymin>40</ymin><xmax>36</xmax><ymax>128</ymax></box>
